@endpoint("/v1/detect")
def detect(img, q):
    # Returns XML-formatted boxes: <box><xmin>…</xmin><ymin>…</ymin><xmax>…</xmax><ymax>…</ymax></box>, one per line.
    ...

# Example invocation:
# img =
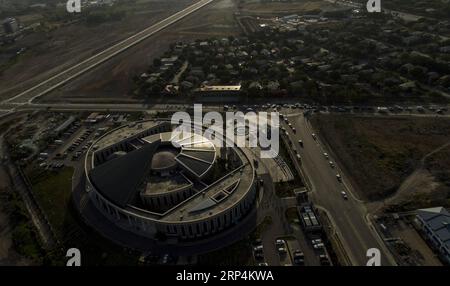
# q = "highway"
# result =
<box><xmin>283</xmin><ymin>112</ymin><xmax>396</xmax><ymax>266</ymax></box>
<box><xmin>1</xmin><ymin>0</ymin><xmax>214</xmax><ymax>105</ymax></box>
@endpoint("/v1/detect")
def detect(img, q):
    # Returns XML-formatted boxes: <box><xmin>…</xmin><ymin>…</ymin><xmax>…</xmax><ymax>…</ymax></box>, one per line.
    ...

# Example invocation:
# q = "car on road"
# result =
<box><xmin>275</xmin><ymin>239</ymin><xmax>286</xmax><ymax>247</ymax></box>
<box><xmin>258</xmin><ymin>263</ymin><xmax>268</xmax><ymax>266</ymax></box>
<box><xmin>278</xmin><ymin>247</ymin><xmax>287</xmax><ymax>254</ymax></box>
<box><xmin>312</xmin><ymin>133</ymin><xmax>317</xmax><ymax>140</ymax></box>
<box><xmin>293</xmin><ymin>249</ymin><xmax>305</xmax><ymax>265</ymax></box>
<box><xmin>254</xmin><ymin>251</ymin><xmax>264</xmax><ymax>260</ymax></box>
<box><xmin>341</xmin><ymin>191</ymin><xmax>348</xmax><ymax>200</ymax></box>
<box><xmin>253</xmin><ymin>242</ymin><xmax>264</xmax><ymax>260</ymax></box>
<box><xmin>296</xmin><ymin>154</ymin><xmax>301</xmax><ymax>161</ymax></box>
<box><xmin>313</xmin><ymin>243</ymin><xmax>324</xmax><ymax>250</ymax></box>
<box><xmin>161</xmin><ymin>254</ymin><xmax>171</xmax><ymax>264</ymax></box>
<box><xmin>319</xmin><ymin>254</ymin><xmax>331</xmax><ymax>266</ymax></box>
<box><xmin>323</xmin><ymin>152</ymin><xmax>329</xmax><ymax>159</ymax></box>
<box><xmin>311</xmin><ymin>238</ymin><xmax>322</xmax><ymax>245</ymax></box>
<box><xmin>253</xmin><ymin>245</ymin><xmax>263</xmax><ymax>252</ymax></box>
<box><xmin>329</xmin><ymin>161</ymin><xmax>335</xmax><ymax>168</ymax></box>
<box><xmin>336</xmin><ymin>174</ymin><xmax>342</xmax><ymax>182</ymax></box>
<box><xmin>298</xmin><ymin>140</ymin><xmax>303</xmax><ymax>147</ymax></box>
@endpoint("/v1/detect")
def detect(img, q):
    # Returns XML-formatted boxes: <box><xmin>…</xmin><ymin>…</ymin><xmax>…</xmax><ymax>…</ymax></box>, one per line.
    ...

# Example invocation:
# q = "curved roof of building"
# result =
<box><xmin>142</xmin><ymin>132</ymin><xmax>216</xmax><ymax>178</ymax></box>
<box><xmin>90</xmin><ymin>141</ymin><xmax>160</xmax><ymax>208</ymax></box>
<box><xmin>87</xmin><ymin>122</ymin><xmax>256</xmax><ymax>223</ymax></box>
<box><xmin>90</xmin><ymin>132</ymin><xmax>217</xmax><ymax>208</ymax></box>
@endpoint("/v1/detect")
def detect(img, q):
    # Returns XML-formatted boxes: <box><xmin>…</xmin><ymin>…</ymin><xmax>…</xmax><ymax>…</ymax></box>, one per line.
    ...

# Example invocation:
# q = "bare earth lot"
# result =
<box><xmin>237</xmin><ymin>0</ymin><xmax>334</xmax><ymax>15</ymax></box>
<box><xmin>40</xmin><ymin>0</ymin><xmax>241</xmax><ymax>102</ymax></box>
<box><xmin>3</xmin><ymin>0</ymin><xmax>335</xmax><ymax>103</ymax></box>
<box><xmin>311</xmin><ymin>115</ymin><xmax>450</xmax><ymax>207</ymax></box>
<box><xmin>0</xmin><ymin>0</ymin><xmax>195</xmax><ymax>101</ymax></box>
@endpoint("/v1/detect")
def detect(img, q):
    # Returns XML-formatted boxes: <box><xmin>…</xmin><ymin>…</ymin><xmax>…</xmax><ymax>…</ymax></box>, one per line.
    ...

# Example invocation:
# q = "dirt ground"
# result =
<box><xmin>377</xmin><ymin>215</ymin><xmax>443</xmax><ymax>266</ymax></box>
<box><xmin>391</xmin><ymin>219</ymin><xmax>442</xmax><ymax>266</ymax></box>
<box><xmin>2</xmin><ymin>0</ymin><xmax>335</xmax><ymax>103</ymax></box>
<box><xmin>311</xmin><ymin>115</ymin><xmax>450</xmax><ymax>205</ymax></box>
<box><xmin>377</xmin><ymin>146</ymin><xmax>450</xmax><ymax>213</ymax></box>
<box><xmin>37</xmin><ymin>0</ymin><xmax>241</xmax><ymax>102</ymax></box>
<box><xmin>0</xmin><ymin>0</ymin><xmax>195</xmax><ymax>101</ymax></box>
<box><xmin>237</xmin><ymin>0</ymin><xmax>334</xmax><ymax>15</ymax></box>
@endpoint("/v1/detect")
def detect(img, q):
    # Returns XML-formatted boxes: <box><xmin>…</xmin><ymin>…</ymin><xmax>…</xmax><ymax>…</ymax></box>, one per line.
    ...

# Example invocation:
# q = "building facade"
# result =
<box><xmin>84</xmin><ymin>120</ymin><xmax>258</xmax><ymax>242</ymax></box>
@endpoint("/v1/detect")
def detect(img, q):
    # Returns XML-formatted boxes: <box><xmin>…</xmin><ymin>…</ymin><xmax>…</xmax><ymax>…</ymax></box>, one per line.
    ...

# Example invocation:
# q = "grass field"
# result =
<box><xmin>311</xmin><ymin>115</ymin><xmax>450</xmax><ymax>202</ymax></box>
<box><xmin>0</xmin><ymin>190</ymin><xmax>43</xmax><ymax>264</ymax></box>
<box><xmin>30</xmin><ymin>167</ymin><xmax>139</xmax><ymax>265</ymax></box>
<box><xmin>32</xmin><ymin>167</ymin><xmax>73</xmax><ymax>236</ymax></box>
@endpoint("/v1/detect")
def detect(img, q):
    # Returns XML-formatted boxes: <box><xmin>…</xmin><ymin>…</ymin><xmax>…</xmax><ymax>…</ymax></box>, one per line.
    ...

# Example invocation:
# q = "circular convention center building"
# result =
<box><xmin>84</xmin><ymin>120</ymin><xmax>258</xmax><ymax>242</ymax></box>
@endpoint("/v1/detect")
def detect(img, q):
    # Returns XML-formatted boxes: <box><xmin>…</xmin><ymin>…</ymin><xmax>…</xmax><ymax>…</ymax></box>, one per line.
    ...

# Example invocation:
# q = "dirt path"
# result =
<box><xmin>367</xmin><ymin>141</ymin><xmax>450</xmax><ymax>214</ymax></box>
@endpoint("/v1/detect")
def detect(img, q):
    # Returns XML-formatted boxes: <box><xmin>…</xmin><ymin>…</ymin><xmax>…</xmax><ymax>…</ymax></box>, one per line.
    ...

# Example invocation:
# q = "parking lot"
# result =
<box><xmin>36</xmin><ymin>113</ymin><xmax>122</xmax><ymax>172</ymax></box>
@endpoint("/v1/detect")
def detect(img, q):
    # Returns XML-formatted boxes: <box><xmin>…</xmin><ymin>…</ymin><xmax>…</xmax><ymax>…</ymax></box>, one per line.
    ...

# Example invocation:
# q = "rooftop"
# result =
<box><xmin>417</xmin><ymin>207</ymin><xmax>450</xmax><ymax>249</ymax></box>
<box><xmin>95</xmin><ymin>121</ymin><xmax>160</xmax><ymax>150</ymax></box>
<box><xmin>88</xmin><ymin>122</ymin><xmax>255</xmax><ymax>223</ymax></box>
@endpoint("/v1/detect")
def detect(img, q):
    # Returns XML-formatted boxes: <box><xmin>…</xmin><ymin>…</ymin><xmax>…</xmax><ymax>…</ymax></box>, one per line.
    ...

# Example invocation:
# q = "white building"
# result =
<box><xmin>84</xmin><ymin>121</ymin><xmax>257</xmax><ymax>242</ymax></box>
<box><xmin>416</xmin><ymin>207</ymin><xmax>450</xmax><ymax>264</ymax></box>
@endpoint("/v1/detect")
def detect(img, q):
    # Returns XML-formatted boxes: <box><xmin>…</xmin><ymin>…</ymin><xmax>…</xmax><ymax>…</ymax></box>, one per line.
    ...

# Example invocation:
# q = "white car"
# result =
<box><xmin>323</xmin><ymin>152</ymin><xmax>329</xmax><ymax>159</ymax></box>
<box><xmin>341</xmin><ymin>191</ymin><xmax>348</xmax><ymax>200</ymax></box>
<box><xmin>313</xmin><ymin>243</ymin><xmax>324</xmax><ymax>249</ymax></box>
<box><xmin>312</xmin><ymin>133</ymin><xmax>317</xmax><ymax>140</ymax></box>
<box><xmin>336</xmin><ymin>174</ymin><xmax>342</xmax><ymax>181</ymax></box>
<box><xmin>329</xmin><ymin>161</ymin><xmax>335</xmax><ymax>168</ymax></box>
<box><xmin>275</xmin><ymin>239</ymin><xmax>285</xmax><ymax>247</ymax></box>
<box><xmin>253</xmin><ymin>245</ymin><xmax>263</xmax><ymax>252</ymax></box>
<box><xmin>311</xmin><ymin>239</ymin><xmax>322</xmax><ymax>245</ymax></box>
<box><xmin>278</xmin><ymin>247</ymin><xmax>287</xmax><ymax>254</ymax></box>
<box><xmin>258</xmin><ymin>263</ymin><xmax>269</xmax><ymax>266</ymax></box>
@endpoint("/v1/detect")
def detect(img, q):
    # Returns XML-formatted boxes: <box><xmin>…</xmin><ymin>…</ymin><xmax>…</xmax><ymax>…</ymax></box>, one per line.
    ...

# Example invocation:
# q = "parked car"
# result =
<box><xmin>278</xmin><ymin>247</ymin><xmax>287</xmax><ymax>254</ymax></box>
<box><xmin>293</xmin><ymin>250</ymin><xmax>305</xmax><ymax>265</ymax></box>
<box><xmin>275</xmin><ymin>239</ymin><xmax>285</xmax><ymax>247</ymax></box>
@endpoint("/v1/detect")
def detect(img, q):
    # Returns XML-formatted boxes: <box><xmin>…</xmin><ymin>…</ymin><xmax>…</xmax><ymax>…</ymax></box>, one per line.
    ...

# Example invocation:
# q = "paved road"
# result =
<box><xmin>283</xmin><ymin>113</ymin><xmax>396</xmax><ymax>266</ymax></box>
<box><xmin>10</xmin><ymin>102</ymin><xmax>450</xmax><ymax>118</ymax></box>
<box><xmin>1</xmin><ymin>0</ymin><xmax>214</xmax><ymax>105</ymax></box>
